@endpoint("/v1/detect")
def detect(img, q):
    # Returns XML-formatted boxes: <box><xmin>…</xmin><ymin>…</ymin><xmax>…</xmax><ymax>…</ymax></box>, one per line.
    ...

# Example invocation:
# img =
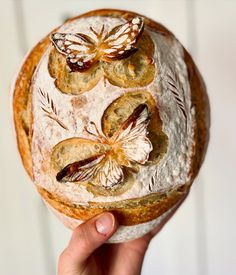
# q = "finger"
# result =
<box><xmin>58</xmin><ymin>212</ymin><xmax>118</xmax><ymax>274</ymax></box>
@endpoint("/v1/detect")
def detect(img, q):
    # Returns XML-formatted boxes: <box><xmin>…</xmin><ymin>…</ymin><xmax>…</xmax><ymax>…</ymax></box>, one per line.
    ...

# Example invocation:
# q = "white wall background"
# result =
<box><xmin>0</xmin><ymin>0</ymin><xmax>235</xmax><ymax>274</ymax></box>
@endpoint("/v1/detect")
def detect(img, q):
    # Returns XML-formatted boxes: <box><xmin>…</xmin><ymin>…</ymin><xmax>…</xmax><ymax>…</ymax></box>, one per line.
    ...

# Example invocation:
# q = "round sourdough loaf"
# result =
<box><xmin>12</xmin><ymin>9</ymin><xmax>210</xmax><ymax>242</ymax></box>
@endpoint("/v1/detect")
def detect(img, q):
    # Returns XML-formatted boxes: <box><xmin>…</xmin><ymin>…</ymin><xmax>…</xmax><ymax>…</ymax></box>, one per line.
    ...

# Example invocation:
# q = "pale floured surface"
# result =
<box><xmin>31</xmin><ymin>15</ymin><xmax>195</xmax><ymax>205</ymax></box>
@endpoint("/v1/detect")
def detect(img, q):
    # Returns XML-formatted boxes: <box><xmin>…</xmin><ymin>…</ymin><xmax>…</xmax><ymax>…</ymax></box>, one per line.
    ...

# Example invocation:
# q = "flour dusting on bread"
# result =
<box><xmin>31</xmin><ymin>15</ymin><xmax>195</xmax><ymax>204</ymax></box>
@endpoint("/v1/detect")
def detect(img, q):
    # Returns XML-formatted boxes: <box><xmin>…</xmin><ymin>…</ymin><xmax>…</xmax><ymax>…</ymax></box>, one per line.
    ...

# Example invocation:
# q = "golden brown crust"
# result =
<box><xmin>12</xmin><ymin>9</ymin><xmax>210</xmax><ymax>226</ymax></box>
<box><xmin>36</xmin><ymin>184</ymin><xmax>189</xmax><ymax>225</ymax></box>
<box><xmin>183</xmin><ymin>50</ymin><xmax>210</xmax><ymax>175</ymax></box>
<box><xmin>13</xmin><ymin>37</ymin><xmax>51</xmax><ymax>179</ymax></box>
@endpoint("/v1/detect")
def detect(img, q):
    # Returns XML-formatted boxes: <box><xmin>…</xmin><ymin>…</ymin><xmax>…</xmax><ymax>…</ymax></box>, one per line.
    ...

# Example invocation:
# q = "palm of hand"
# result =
<box><xmin>79</xmin><ymin>230</ymin><xmax>159</xmax><ymax>275</ymax></box>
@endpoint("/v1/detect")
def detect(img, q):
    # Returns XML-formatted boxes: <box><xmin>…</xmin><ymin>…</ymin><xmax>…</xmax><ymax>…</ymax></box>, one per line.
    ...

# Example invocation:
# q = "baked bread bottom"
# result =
<box><xmin>44</xmin><ymin>194</ymin><xmax>186</xmax><ymax>243</ymax></box>
<box><xmin>12</xmin><ymin>9</ymin><xmax>210</xmax><ymax>238</ymax></box>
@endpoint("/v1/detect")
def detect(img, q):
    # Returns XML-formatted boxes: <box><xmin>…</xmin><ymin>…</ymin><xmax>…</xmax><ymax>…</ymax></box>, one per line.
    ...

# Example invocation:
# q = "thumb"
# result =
<box><xmin>58</xmin><ymin>212</ymin><xmax>118</xmax><ymax>274</ymax></box>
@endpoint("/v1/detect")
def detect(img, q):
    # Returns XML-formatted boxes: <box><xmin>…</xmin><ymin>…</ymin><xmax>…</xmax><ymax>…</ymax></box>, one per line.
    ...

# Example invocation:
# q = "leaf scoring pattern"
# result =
<box><xmin>39</xmin><ymin>88</ymin><xmax>68</xmax><ymax>130</ymax></box>
<box><xmin>167</xmin><ymin>70</ymin><xmax>187</xmax><ymax>122</ymax></box>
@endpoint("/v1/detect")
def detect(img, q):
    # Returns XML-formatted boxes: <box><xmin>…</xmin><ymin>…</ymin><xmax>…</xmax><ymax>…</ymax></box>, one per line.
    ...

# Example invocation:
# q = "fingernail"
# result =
<box><xmin>95</xmin><ymin>213</ymin><xmax>114</xmax><ymax>235</ymax></box>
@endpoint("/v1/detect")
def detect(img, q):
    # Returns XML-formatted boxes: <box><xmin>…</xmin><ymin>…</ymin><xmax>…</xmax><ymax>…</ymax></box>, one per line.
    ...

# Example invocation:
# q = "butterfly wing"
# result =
<box><xmin>100</xmin><ymin>17</ymin><xmax>144</xmax><ymax>61</ymax></box>
<box><xmin>56</xmin><ymin>152</ymin><xmax>123</xmax><ymax>188</ymax></box>
<box><xmin>112</xmin><ymin>104</ymin><xmax>153</xmax><ymax>164</ymax></box>
<box><xmin>51</xmin><ymin>17</ymin><xmax>144</xmax><ymax>70</ymax></box>
<box><xmin>56</xmin><ymin>153</ymin><xmax>105</xmax><ymax>183</ymax></box>
<box><xmin>95</xmin><ymin>156</ymin><xmax>124</xmax><ymax>188</ymax></box>
<box><xmin>51</xmin><ymin>32</ymin><xmax>98</xmax><ymax>72</ymax></box>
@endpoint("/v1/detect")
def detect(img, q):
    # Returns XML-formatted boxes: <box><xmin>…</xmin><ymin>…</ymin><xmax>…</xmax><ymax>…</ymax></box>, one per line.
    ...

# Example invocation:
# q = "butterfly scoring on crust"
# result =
<box><xmin>56</xmin><ymin>104</ymin><xmax>153</xmax><ymax>188</ymax></box>
<box><xmin>51</xmin><ymin>17</ymin><xmax>144</xmax><ymax>72</ymax></box>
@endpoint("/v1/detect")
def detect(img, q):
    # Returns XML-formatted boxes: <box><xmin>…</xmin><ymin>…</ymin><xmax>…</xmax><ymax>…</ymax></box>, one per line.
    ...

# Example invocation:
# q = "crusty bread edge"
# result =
<box><xmin>12</xmin><ymin>9</ymin><xmax>210</xmax><ymax>226</ymax></box>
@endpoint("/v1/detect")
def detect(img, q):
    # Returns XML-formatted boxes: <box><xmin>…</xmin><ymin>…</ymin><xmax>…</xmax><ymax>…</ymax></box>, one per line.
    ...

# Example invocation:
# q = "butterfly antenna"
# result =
<box><xmin>90</xmin><ymin>27</ymin><xmax>99</xmax><ymax>37</ymax></box>
<box><xmin>84</xmin><ymin>125</ymin><xmax>97</xmax><ymax>137</ymax></box>
<box><xmin>90</xmin><ymin>121</ymin><xmax>106</xmax><ymax>140</ymax></box>
<box><xmin>103</xmin><ymin>76</ymin><xmax>107</xmax><ymax>87</ymax></box>
<box><xmin>84</xmin><ymin>122</ymin><xmax>106</xmax><ymax>142</ymax></box>
<box><xmin>99</xmin><ymin>24</ymin><xmax>105</xmax><ymax>38</ymax></box>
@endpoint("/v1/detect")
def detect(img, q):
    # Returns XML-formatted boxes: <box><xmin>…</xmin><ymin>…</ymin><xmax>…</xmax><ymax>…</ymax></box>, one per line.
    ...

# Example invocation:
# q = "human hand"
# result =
<box><xmin>57</xmin><ymin>209</ymin><xmax>176</xmax><ymax>275</ymax></box>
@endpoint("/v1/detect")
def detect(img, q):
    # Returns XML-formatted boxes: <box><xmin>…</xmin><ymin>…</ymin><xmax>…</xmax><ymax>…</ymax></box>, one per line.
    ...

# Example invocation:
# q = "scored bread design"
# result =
<box><xmin>50</xmin><ymin>17</ymin><xmax>144</xmax><ymax>72</ymax></box>
<box><xmin>54</xmin><ymin>104</ymin><xmax>153</xmax><ymax>188</ymax></box>
<box><xmin>12</xmin><ymin>9</ymin><xmax>209</xmax><ymax>242</ymax></box>
<box><xmin>48</xmin><ymin>17</ymin><xmax>155</xmax><ymax>94</ymax></box>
